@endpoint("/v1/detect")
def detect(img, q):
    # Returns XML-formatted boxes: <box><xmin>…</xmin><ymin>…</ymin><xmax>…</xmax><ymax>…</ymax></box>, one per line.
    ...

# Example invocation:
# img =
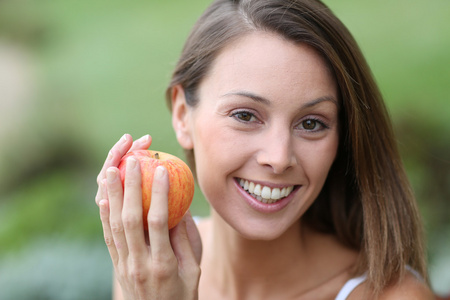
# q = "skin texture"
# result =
<box><xmin>96</xmin><ymin>31</ymin><xmax>434</xmax><ymax>299</ymax></box>
<box><xmin>178</xmin><ymin>32</ymin><xmax>340</xmax><ymax>241</ymax></box>
<box><xmin>96</xmin><ymin>134</ymin><xmax>202</xmax><ymax>300</ymax></box>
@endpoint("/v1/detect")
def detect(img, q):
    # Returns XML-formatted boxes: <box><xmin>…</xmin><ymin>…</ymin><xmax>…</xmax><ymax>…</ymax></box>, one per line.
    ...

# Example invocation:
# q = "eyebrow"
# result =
<box><xmin>302</xmin><ymin>95</ymin><xmax>338</xmax><ymax>109</ymax></box>
<box><xmin>221</xmin><ymin>90</ymin><xmax>338</xmax><ymax>108</ymax></box>
<box><xmin>221</xmin><ymin>91</ymin><xmax>271</xmax><ymax>105</ymax></box>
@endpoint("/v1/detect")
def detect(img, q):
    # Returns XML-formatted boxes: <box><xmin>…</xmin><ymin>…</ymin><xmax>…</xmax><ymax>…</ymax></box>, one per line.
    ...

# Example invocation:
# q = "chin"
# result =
<box><xmin>230</xmin><ymin>217</ymin><xmax>300</xmax><ymax>241</ymax></box>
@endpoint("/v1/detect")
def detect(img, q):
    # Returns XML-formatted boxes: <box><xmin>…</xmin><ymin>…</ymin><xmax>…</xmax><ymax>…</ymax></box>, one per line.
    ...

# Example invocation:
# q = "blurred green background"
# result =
<box><xmin>0</xmin><ymin>0</ymin><xmax>448</xmax><ymax>298</ymax></box>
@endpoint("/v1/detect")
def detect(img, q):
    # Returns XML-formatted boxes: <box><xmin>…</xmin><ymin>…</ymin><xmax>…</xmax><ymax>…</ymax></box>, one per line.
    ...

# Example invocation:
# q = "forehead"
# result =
<box><xmin>199</xmin><ymin>31</ymin><xmax>337</xmax><ymax>102</ymax></box>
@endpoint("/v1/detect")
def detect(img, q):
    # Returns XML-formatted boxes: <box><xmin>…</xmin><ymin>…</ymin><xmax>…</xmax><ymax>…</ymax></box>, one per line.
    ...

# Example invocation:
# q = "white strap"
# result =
<box><xmin>334</xmin><ymin>266</ymin><xmax>421</xmax><ymax>300</ymax></box>
<box><xmin>334</xmin><ymin>273</ymin><xmax>367</xmax><ymax>300</ymax></box>
<box><xmin>192</xmin><ymin>216</ymin><xmax>202</xmax><ymax>225</ymax></box>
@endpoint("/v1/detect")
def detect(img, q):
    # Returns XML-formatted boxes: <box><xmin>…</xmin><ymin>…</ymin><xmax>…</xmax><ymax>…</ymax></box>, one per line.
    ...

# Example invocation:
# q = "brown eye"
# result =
<box><xmin>231</xmin><ymin>111</ymin><xmax>256</xmax><ymax>122</ymax></box>
<box><xmin>302</xmin><ymin>119</ymin><xmax>317</xmax><ymax>130</ymax></box>
<box><xmin>238</xmin><ymin>112</ymin><xmax>252</xmax><ymax>121</ymax></box>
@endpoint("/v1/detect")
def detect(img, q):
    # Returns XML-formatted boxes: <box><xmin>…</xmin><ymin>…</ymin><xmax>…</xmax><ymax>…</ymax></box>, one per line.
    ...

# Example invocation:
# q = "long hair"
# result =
<box><xmin>166</xmin><ymin>0</ymin><xmax>428</xmax><ymax>294</ymax></box>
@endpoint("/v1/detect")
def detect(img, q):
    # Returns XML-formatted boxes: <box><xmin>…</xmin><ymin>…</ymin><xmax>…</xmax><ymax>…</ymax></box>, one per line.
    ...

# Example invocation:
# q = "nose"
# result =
<box><xmin>256</xmin><ymin>128</ymin><xmax>297</xmax><ymax>174</ymax></box>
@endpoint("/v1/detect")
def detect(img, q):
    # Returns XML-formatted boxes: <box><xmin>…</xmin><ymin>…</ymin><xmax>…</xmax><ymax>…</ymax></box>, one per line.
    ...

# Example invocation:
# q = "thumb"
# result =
<box><xmin>184</xmin><ymin>211</ymin><xmax>202</xmax><ymax>264</ymax></box>
<box><xmin>170</xmin><ymin>214</ymin><xmax>202</xmax><ymax>272</ymax></box>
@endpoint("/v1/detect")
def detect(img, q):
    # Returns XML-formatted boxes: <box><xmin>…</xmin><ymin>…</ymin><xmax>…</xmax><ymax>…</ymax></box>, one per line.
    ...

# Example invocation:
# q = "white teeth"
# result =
<box><xmin>238</xmin><ymin>179</ymin><xmax>296</xmax><ymax>204</ymax></box>
<box><xmin>261</xmin><ymin>186</ymin><xmax>271</xmax><ymax>199</ymax></box>
<box><xmin>287</xmin><ymin>186</ymin><xmax>294</xmax><ymax>194</ymax></box>
<box><xmin>253</xmin><ymin>184</ymin><xmax>261</xmax><ymax>196</ymax></box>
<box><xmin>271</xmin><ymin>188</ymin><xmax>281</xmax><ymax>200</ymax></box>
<box><xmin>248</xmin><ymin>181</ymin><xmax>255</xmax><ymax>194</ymax></box>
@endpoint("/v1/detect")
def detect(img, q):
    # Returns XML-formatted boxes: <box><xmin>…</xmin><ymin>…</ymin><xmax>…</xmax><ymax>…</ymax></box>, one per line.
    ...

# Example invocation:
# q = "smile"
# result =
<box><xmin>238</xmin><ymin>178</ymin><xmax>296</xmax><ymax>204</ymax></box>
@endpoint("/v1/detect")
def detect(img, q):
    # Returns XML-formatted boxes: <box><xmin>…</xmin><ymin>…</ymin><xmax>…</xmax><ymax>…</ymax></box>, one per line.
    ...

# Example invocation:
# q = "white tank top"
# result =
<box><xmin>334</xmin><ymin>266</ymin><xmax>422</xmax><ymax>300</ymax></box>
<box><xmin>334</xmin><ymin>273</ymin><xmax>367</xmax><ymax>300</ymax></box>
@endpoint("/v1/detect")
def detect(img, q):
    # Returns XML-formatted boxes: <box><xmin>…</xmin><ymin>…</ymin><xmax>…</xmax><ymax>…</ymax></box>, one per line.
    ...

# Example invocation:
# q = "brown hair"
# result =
<box><xmin>166</xmin><ymin>0</ymin><xmax>428</xmax><ymax>295</ymax></box>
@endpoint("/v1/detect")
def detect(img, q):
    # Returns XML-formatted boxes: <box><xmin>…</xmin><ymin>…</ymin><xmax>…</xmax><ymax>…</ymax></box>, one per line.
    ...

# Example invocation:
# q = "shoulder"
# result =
<box><xmin>348</xmin><ymin>272</ymin><xmax>435</xmax><ymax>300</ymax></box>
<box><xmin>378</xmin><ymin>273</ymin><xmax>435</xmax><ymax>300</ymax></box>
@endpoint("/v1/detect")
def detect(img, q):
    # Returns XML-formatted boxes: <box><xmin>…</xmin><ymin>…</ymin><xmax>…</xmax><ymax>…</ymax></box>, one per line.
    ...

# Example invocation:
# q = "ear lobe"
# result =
<box><xmin>171</xmin><ymin>85</ymin><xmax>194</xmax><ymax>150</ymax></box>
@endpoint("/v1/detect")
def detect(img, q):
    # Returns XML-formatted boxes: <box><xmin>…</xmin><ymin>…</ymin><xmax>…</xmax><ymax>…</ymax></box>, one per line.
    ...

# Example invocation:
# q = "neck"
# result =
<box><xmin>202</xmin><ymin>211</ymin><xmax>314</xmax><ymax>299</ymax></box>
<box><xmin>199</xmin><ymin>210</ymin><xmax>358</xmax><ymax>300</ymax></box>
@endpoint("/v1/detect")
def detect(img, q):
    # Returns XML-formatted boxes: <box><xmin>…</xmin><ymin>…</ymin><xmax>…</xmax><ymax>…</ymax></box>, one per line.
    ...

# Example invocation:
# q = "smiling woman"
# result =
<box><xmin>172</xmin><ymin>34</ymin><xmax>340</xmax><ymax>243</ymax></box>
<box><xmin>95</xmin><ymin>0</ymin><xmax>435</xmax><ymax>299</ymax></box>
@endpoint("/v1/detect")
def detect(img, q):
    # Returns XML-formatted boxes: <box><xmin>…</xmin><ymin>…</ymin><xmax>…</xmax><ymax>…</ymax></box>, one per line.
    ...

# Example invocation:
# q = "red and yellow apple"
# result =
<box><xmin>118</xmin><ymin>150</ymin><xmax>195</xmax><ymax>230</ymax></box>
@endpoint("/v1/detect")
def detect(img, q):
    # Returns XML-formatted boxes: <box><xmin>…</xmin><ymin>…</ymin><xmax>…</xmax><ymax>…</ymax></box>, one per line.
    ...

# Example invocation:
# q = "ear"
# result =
<box><xmin>171</xmin><ymin>85</ymin><xmax>194</xmax><ymax>150</ymax></box>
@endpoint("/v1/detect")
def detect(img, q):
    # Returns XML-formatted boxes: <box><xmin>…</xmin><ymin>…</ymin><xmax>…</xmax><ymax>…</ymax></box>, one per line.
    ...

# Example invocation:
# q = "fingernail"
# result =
<box><xmin>127</xmin><ymin>157</ymin><xmax>137</xmax><ymax>170</ymax></box>
<box><xmin>107</xmin><ymin>151</ymin><xmax>113</xmax><ymax>160</ymax></box>
<box><xmin>155</xmin><ymin>166</ymin><xmax>165</xmax><ymax>178</ymax></box>
<box><xmin>121</xmin><ymin>134</ymin><xmax>128</xmax><ymax>142</ymax></box>
<box><xmin>140</xmin><ymin>134</ymin><xmax>150</xmax><ymax>143</ymax></box>
<box><xmin>106</xmin><ymin>168</ymin><xmax>116</xmax><ymax>183</ymax></box>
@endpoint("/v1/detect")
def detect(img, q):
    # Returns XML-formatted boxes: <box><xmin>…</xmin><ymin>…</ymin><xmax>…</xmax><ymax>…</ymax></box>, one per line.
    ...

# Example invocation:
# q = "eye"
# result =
<box><xmin>303</xmin><ymin>119</ymin><xmax>318</xmax><ymax>130</ymax></box>
<box><xmin>298</xmin><ymin>118</ymin><xmax>328</xmax><ymax>131</ymax></box>
<box><xmin>231</xmin><ymin>110</ymin><xmax>257</xmax><ymax>123</ymax></box>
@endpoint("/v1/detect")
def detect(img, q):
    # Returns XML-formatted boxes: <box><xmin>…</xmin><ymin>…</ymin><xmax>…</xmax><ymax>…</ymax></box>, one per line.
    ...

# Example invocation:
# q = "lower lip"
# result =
<box><xmin>233</xmin><ymin>179</ymin><xmax>299</xmax><ymax>214</ymax></box>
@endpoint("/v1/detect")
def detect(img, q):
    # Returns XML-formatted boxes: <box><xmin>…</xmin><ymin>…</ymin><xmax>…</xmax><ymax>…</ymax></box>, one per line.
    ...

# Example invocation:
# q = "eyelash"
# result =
<box><xmin>230</xmin><ymin>110</ymin><xmax>329</xmax><ymax>132</ymax></box>
<box><xmin>297</xmin><ymin>117</ymin><xmax>329</xmax><ymax>132</ymax></box>
<box><xmin>230</xmin><ymin>110</ymin><xmax>259</xmax><ymax>123</ymax></box>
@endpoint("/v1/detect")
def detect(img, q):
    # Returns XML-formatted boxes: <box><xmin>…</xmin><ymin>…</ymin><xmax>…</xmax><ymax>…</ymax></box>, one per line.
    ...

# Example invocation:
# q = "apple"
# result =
<box><xmin>118</xmin><ymin>150</ymin><xmax>195</xmax><ymax>230</ymax></box>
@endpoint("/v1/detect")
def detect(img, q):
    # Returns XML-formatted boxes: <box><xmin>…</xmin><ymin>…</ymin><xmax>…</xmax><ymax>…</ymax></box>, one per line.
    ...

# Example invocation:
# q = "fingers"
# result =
<box><xmin>147</xmin><ymin>166</ymin><xmax>172</xmax><ymax>261</ymax></box>
<box><xmin>99</xmin><ymin>159</ymin><xmax>201</xmax><ymax>298</ymax></box>
<box><xmin>170</xmin><ymin>216</ymin><xmax>200</xmax><ymax>273</ymax></box>
<box><xmin>95</xmin><ymin>134</ymin><xmax>151</xmax><ymax>206</ymax></box>
<box><xmin>129</xmin><ymin>134</ymin><xmax>152</xmax><ymax>152</ymax></box>
<box><xmin>99</xmin><ymin>199</ymin><xmax>119</xmax><ymax>265</ymax></box>
<box><xmin>184</xmin><ymin>211</ymin><xmax>203</xmax><ymax>265</ymax></box>
<box><xmin>122</xmin><ymin>157</ymin><xmax>147</xmax><ymax>258</ymax></box>
<box><xmin>107</xmin><ymin>167</ymin><xmax>128</xmax><ymax>258</ymax></box>
<box><xmin>95</xmin><ymin>176</ymin><xmax>108</xmax><ymax>206</ymax></box>
<box><xmin>95</xmin><ymin>134</ymin><xmax>132</xmax><ymax>205</ymax></box>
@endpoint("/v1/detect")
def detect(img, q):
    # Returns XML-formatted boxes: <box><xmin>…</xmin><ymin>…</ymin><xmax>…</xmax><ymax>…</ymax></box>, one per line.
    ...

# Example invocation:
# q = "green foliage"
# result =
<box><xmin>0</xmin><ymin>0</ymin><xmax>448</xmax><ymax>297</ymax></box>
<box><xmin>0</xmin><ymin>168</ymin><xmax>100</xmax><ymax>255</ymax></box>
<box><xmin>0</xmin><ymin>238</ymin><xmax>112</xmax><ymax>300</ymax></box>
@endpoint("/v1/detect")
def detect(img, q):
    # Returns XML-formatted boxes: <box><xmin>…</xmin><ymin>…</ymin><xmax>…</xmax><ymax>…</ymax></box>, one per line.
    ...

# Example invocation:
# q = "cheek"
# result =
<box><xmin>191</xmin><ymin>122</ymin><xmax>238</xmax><ymax>191</ymax></box>
<box><xmin>300</xmin><ymin>134</ymin><xmax>339</xmax><ymax>186</ymax></box>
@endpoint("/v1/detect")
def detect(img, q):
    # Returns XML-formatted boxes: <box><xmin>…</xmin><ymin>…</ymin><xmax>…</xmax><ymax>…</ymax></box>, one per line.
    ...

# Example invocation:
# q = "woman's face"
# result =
<box><xmin>182</xmin><ymin>32</ymin><xmax>339</xmax><ymax>240</ymax></box>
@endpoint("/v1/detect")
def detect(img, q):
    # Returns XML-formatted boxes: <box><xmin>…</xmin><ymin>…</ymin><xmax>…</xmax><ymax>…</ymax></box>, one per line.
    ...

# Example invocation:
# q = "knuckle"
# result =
<box><xmin>191</xmin><ymin>265</ymin><xmax>201</xmax><ymax>279</ymax></box>
<box><xmin>185</xmin><ymin>265</ymin><xmax>201</xmax><ymax>287</ymax></box>
<box><xmin>94</xmin><ymin>195</ymin><xmax>100</xmax><ymax>206</ymax></box>
<box><xmin>110</xmin><ymin>221</ymin><xmax>124</xmax><ymax>234</ymax></box>
<box><xmin>96</xmin><ymin>174</ymin><xmax>103</xmax><ymax>186</ymax></box>
<box><xmin>151</xmin><ymin>183</ymin><xmax>168</xmax><ymax>197</ymax></box>
<box><xmin>130</xmin><ymin>269</ymin><xmax>145</xmax><ymax>283</ymax></box>
<box><xmin>147</xmin><ymin>214</ymin><xmax>167</xmax><ymax>230</ymax></box>
<box><xmin>129</xmin><ymin>264</ymin><xmax>147</xmax><ymax>284</ymax></box>
<box><xmin>124</xmin><ymin>176</ymin><xmax>140</xmax><ymax>188</ymax></box>
<box><xmin>122</xmin><ymin>214</ymin><xmax>142</xmax><ymax>230</ymax></box>
<box><xmin>104</xmin><ymin>235</ymin><xmax>114</xmax><ymax>247</ymax></box>
<box><xmin>152</xmin><ymin>261</ymin><xmax>175</xmax><ymax>280</ymax></box>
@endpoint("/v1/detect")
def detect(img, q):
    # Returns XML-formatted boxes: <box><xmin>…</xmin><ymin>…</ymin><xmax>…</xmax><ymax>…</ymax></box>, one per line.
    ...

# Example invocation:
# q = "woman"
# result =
<box><xmin>95</xmin><ymin>0</ymin><xmax>435</xmax><ymax>299</ymax></box>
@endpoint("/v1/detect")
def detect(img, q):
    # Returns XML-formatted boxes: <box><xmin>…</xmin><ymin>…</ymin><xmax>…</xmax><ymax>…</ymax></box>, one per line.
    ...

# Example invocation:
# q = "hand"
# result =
<box><xmin>95</xmin><ymin>134</ymin><xmax>151</xmax><ymax>207</ymax></box>
<box><xmin>95</xmin><ymin>134</ymin><xmax>201</xmax><ymax>300</ymax></box>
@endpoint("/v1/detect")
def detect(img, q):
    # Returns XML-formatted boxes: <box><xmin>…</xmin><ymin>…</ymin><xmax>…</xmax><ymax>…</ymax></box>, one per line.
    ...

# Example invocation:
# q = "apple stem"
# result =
<box><xmin>155</xmin><ymin>152</ymin><xmax>160</xmax><ymax>159</ymax></box>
